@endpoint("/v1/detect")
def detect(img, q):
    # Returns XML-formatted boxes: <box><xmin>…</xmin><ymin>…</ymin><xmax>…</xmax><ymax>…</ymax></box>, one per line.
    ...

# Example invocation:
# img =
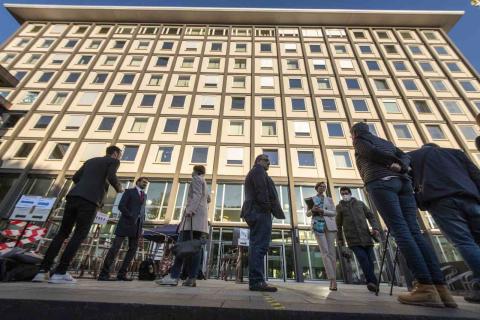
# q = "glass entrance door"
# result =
<box><xmin>266</xmin><ymin>245</ymin><xmax>285</xmax><ymax>281</ymax></box>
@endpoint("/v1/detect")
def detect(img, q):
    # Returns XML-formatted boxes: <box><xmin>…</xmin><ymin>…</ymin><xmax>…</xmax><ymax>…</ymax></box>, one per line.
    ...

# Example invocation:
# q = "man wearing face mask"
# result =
<box><xmin>336</xmin><ymin>186</ymin><xmax>381</xmax><ymax>292</ymax></box>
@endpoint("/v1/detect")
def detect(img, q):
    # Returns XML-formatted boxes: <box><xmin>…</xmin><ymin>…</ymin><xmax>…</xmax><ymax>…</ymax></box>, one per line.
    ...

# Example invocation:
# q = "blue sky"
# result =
<box><xmin>0</xmin><ymin>0</ymin><xmax>479</xmax><ymax>71</ymax></box>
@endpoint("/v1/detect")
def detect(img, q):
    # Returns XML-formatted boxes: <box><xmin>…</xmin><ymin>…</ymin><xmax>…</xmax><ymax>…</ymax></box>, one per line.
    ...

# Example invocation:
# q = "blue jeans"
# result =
<box><xmin>170</xmin><ymin>231</ymin><xmax>204</xmax><ymax>279</ymax></box>
<box><xmin>247</xmin><ymin>210</ymin><xmax>272</xmax><ymax>286</ymax></box>
<box><xmin>366</xmin><ymin>178</ymin><xmax>445</xmax><ymax>285</ymax></box>
<box><xmin>428</xmin><ymin>197</ymin><xmax>480</xmax><ymax>285</ymax></box>
<box><xmin>350</xmin><ymin>246</ymin><xmax>377</xmax><ymax>285</ymax></box>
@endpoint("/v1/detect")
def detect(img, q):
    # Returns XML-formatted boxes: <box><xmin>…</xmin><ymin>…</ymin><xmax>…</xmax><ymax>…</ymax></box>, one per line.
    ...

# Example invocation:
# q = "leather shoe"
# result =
<box><xmin>98</xmin><ymin>275</ymin><xmax>114</xmax><ymax>281</ymax></box>
<box><xmin>117</xmin><ymin>275</ymin><xmax>133</xmax><ymax>281</ymax></box>
<box><xmin>249</xmin><ymin>282</ymin><xmax>278</xmax><ymax>292</ymax></box>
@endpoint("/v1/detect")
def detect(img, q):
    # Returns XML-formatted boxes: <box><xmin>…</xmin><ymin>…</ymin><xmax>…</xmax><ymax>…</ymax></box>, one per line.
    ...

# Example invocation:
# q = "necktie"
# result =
<box><xmin>140</xmin><ymin>191</ymin><xmax>145</xmax><ymax>202</ymax></box>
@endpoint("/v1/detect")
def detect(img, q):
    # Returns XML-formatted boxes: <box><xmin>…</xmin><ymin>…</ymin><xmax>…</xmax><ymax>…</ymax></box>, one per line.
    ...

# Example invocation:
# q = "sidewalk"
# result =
<box><xmin>0</xmin><ymin>279</ymin><xmax>478</xmax><ymax>319</ymax></box>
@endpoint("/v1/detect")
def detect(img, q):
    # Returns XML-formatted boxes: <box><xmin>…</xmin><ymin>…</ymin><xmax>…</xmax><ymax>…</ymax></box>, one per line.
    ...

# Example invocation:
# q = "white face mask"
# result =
<box><xmin>342</xmin><ymin>195</ymin><xmax>352</xmax><ymax>201</ymax></box>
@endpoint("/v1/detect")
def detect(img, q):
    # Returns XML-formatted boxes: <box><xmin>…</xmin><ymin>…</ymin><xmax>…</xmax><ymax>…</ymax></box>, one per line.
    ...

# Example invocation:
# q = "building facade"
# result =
<box><xmin>0</xmin><ymin>5</ymin><xmax>479</xmax><ymax>283</ymax></box>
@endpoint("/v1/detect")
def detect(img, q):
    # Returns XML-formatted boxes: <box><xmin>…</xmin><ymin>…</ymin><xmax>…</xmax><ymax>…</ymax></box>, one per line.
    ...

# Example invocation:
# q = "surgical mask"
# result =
<box><xmin>342</xmin><ymin>195</ymin><xmax>351</xmax><ymax>201</ymax></box>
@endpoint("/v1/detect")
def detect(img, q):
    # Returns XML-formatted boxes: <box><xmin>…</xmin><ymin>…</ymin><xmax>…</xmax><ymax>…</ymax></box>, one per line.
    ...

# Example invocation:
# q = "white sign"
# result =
<box><xmin>94</xmin><ymin>211</ymin><xmax>109</xmax><ymax>225</ymax></box>
<box><xmin>10</xmin><ymin>196</ymin><xmax>56</xmax><ymax>222</ymax></box>
<box><xmin>238</xmin><ymin>228</ymin><xmax>250</xmax><ymax>246</ymax></box>
<box><xmin>16</xmin><ymin>195</ymin><xmax>41</xmax><ymax>208</ymax></box>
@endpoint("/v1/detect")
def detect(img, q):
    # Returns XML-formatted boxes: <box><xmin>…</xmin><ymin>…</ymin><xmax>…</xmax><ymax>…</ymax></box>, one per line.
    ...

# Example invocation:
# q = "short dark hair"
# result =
<box><xmin>106</xmin><ymin>145</ymin><xmax>121</xmax><ymax>156</ymax></box>
<box><xmin>136</xmin><ymin>176</ymin><xmax>149</xmax><ymax>184</ymax></box>
<box><xmin>255</xmin><ymin>154</ymin><xmax>269</xmax><ymax>164</ymax></box>
<box><xmin>193</xmin><ymin>165</ymin><xmax>206</xmax><ymax>175</ymax></box>
<box><xmin>315</xmin><ymin>181</ymin><xmax>326</xmax><ymax>191</ymax></box>
<box><xmin>424</xmin><ymin>143</ymin><xmax>440</xmax><ymax>148</ymax></box>
<box><xmin>340</xmin><ymin>186</ymin><xmax>352</xmax><ymax>194</ymax></box>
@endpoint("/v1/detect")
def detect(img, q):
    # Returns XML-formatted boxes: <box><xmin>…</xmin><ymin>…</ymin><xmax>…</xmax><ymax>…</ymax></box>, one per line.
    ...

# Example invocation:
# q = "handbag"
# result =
<box><xmin>172</xmin><ymin>216</ymin><xmax>202</xmax><ymax>259</ymax></box>
<box><xmin>312</xmin><ymin>216</ymin><xmax>326</xmax><ymax>233</ymax></box>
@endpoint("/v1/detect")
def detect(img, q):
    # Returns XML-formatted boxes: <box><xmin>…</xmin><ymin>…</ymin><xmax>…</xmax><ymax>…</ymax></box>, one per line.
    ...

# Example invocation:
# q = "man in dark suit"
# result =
<box><xmin>98</xmin><ymin>177</ymin><xmax>149</xmax><ymax>281</ymax></box>
<box><xmin>32</xmin><ymin>146</ymin><xmax>123</xmax><ymax>284</ymax></box>
<box><xmin>241</xmin><ymin>154</ymin><xmax>285</xmax><ymax>292</ymax></box>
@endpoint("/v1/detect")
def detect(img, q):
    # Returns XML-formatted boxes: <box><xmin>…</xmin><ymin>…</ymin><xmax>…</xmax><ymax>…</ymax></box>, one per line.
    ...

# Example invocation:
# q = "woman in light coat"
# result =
<box><xmin>157</xmin><ymin>165</ymin><xmax>210</xmax><ymax>287</ymax></box>
<box><xmin>307</xmin><ymin>182</ymin><xmax>338</xmax><ymax>290</ymax></box>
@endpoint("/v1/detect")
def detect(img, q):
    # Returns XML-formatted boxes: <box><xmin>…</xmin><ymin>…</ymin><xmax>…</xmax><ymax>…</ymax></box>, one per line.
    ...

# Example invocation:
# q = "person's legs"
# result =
<box><xmin>170</xmin><ymin>231</ymin><xmax>187</xmax><ymax>279</ymax></box>
<box><xmin>248</xmin><ymin>211</ymin><xmax>272</xmax><ymax>287</ymax></box>
<box><xmin>351</xmin><ymin>246</ymin><xmax>377</xmax><ymax>285</ymax></box>
<box><xmin>39</xmin><ymin>198</ymin><xmax>78</xmax><ymax>272</ymax></box>
<box><xmin>314</xmin><ymin>231</ymin><xmax>335</xmax><ymax>280</ymax></box>
<box><xmin>187</xmin><ymin>232</ymin><xmax>204</xmax><ymax>279</ymax></box>
<box><xmin>54</xmin><ymin>199</ymin><xmax>97</xmax><ymax>274</ymax></box>
<box><xmin>118</xmin><ymin>236</ymin><xmax>139</xmax><ymax>277</ymax></box>
<box><xmin>364</xmin><ymin>246</ymin><xmax>378</xmax><ymax>285</ymax></box>
<box><xmin>99</xmin><ymin>236</ymin><xmax>125</xmax><ymax>278</ymax></box>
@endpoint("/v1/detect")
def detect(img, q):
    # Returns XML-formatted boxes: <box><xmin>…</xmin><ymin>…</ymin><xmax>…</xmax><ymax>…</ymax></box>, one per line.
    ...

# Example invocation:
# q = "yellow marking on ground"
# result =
<box><xmin>261</xmin><ymin>292</ymin><xmax>285</xmax><ymax>310</ymax></box>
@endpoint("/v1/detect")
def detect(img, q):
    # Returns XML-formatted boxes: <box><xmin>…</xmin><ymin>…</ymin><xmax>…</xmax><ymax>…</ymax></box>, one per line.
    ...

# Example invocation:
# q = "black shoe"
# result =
<box><xmin>98</xmin><ymin>274</ymin><xmax>112</xmax><ymax>281</ymax></box>
<box><xmin>117</xmin><ymin>275</ymin><xmax>133</xmax><ymax>281</ymax></box>
<box><xmin>367</xmin><ymin>282</ymin><xmax>378</xmax><ymax>293</ymax></box>
<box><xmin>182</xmin><ymin>278</ymin><xmax>197</xmax><ymax>287</ymax></box>
<box><xmin>464</xmin><ymin>290</ymin><xmax>480</xmax><ymax>303</ymax></box>
<box><xmin>249</xmin><ymin>282</ymin><xmax>278</xmax><ymax>292</ymax></box>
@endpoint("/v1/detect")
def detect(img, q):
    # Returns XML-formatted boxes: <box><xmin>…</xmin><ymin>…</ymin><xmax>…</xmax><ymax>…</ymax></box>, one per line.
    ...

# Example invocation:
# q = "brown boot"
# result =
<box><xmin>435</xmin><ymin>285</ymin><xmax>458</xmax><ymax>308</ymax></box>
<box><xmin>397</xmin><ymin>283</ymin><xmax>444</xmax><ymax>308</ymax></box>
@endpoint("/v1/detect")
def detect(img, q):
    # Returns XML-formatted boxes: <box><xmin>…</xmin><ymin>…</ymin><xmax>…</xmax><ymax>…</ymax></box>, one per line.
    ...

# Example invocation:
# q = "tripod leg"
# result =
<box><xmin>390</xmin><ymin>247</ymin><xmax>399</xmax><ymax>296</ymax></box>
<box><xmin>376</xmin><ymin>230</ymin><xmax>390</xmax><ymax>296</ymax></box>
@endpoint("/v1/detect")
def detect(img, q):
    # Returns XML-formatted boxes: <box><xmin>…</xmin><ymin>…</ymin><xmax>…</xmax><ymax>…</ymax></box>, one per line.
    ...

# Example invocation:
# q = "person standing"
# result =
<box><xmin>336</xmin><ymin>186</ymin><xmax>381</xmax><ymax>292</ymax></box>
<box><xmin>306</xmin><ymin>182</ymin><xmax>337</xmax><ymax>290</ymax></box>
<box><xmin>157</xmin><ymin>165</ymin><xmax>210</xmax><ymax>287</ymax></box>
<box><xmin>409</xmin><ymin>143</ymin><xmax>480</xmax><ymax>304</ymax></box>
<box><xmin>241</xmin><ymin>154</ymin><xmax>285</xmax><ymax>292</ymax></box>
<box><xmin>351</xmin><ymin>122</ymin><xmax>455</xmax><ymax>308</ymax></box>
<box><xmin>98</xmin><ymin>177</ymin><xmax>149</xmax><ymax>281</ymax></box>
<box><xmin>32</xmin><ymin>146</ymin><xmax>124</xmax><ymax>284</ymax></box>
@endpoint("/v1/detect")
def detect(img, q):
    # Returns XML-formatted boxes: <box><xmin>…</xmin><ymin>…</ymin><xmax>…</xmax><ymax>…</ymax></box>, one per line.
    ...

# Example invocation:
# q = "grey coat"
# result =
<box><xmin>178</xmin><ymin>173</ymin><xmax>211</xmax><ymax>234</ymax></box>
<box><xmin>306</xmin><ymin>195</ymin><xmax>337</xmax><ymax>232</ymax></box>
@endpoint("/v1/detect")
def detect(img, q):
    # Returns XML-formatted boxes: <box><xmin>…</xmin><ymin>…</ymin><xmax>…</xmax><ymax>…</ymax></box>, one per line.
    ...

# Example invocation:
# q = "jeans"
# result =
<box><xmin>350</xmin><ymin>245</ymin><xmax>378</xmax><ymax>285</ymax></box>
<box><xmin>248</xmin><ymin>211</ymin><xmax>272</xmax><ymax>286</ymax></box>
<box><xmin>100</xmin><ymin>235</ymin><xmax>139</xmax><ymax>277</ymax></box>
<box><xmin>366</xmin><ymin>178</ymin><xmax>445</xmax><ymax>285</ymax></box>
<box><xmin>40</xmin><ymin>196</ymin><xmax>97</xmax><ymax>274</ymax></box>
<box><xmin>428</xmin><ymin>196</ymin><xmax>480</xmax><ymax>286</ymax></box>
<box><xmin>170</xmin><ymin>230</ymin><xmax>205</xmax><ymax>279</ymax></box>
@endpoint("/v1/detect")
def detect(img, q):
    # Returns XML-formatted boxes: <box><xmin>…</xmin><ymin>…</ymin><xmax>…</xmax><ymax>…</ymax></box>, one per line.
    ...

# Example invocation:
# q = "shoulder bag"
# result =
<box><xmin>172</xmin><ymin>216</ymin><xmax>202</xmax><ymax>259</ymax></box>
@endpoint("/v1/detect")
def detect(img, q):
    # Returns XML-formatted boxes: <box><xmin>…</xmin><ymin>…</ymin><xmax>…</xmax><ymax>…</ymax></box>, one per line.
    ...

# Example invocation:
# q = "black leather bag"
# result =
<box><xmin>172</xmin><ymin>216</ymin><xmax>202</xmax><ymax>259</ymax></box>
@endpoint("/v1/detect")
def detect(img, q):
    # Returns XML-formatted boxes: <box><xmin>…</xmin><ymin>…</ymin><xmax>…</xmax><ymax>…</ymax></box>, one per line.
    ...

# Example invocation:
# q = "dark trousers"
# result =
<box><xmin>40</xmin><ymin>196</ymin><xmax>97</xmax><ymax>274</ymax></box>
<box><xmin>170</xmin><ymin>230</ymin><xmax>205</xmax><ymax>279</ymax></box>
<box><xmin>100</xmin><ymin>235</ymin><xmax>139</xmax><ymax>277</ymax></box>
<box><xmin>350</xmin><ymin>245</ymin><xmax>378</xmax><ymax>285</ymax></box>
<box><xmin>366</xmin><ymin>178</ymin><xmax>445</xmax><ymax>285</ymax></box>
<box><xmin>248</xmin><ymin>211</ymin><xmax>272</xmax><ymax>286</ymax></box>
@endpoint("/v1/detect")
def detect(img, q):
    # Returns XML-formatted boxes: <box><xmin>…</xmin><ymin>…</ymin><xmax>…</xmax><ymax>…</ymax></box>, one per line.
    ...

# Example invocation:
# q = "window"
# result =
<box><xmin>131</xmin><ymin>118</ymin><xmax>148</xmax><ymax>132</ymax></box>
<box><xmin>262</xmin><ymin>121</ymin><xmax>277</xmax><ymax>136</ymax></box>
<box><xmin>226</xmin><ymin>148</ymin><xmax>244</xmax><ymax>165</ymax></box>
<box><xmin>263</xmin><ymin>149</ymin><xmax>279</xmax><ymax>166</ymax></box>
<box><xmin>261</xmin><ymin>98</ymin><xmax>275</xmax><ymax>110</ymax></box>
<box><xmin>88</xmin><ymin>40</ymin><xmax>102</xmax><ymax>49</ymax></box>
<box><xmin>367</xmin><ymin>123</ymin><xmax>378</xmax><ymax>136</ymax></box>
<box><xmin>424</xmin><ymin>32</ymin><xmax>438</xmax><ymax>40</ymax></box>
<box><xmin>98</xmin><ymin>117</ymin><xmax>115</xmax><ymax>131</ymax></box>
<box><xmin>460</xmin><ymin>80</ymin><xmax>476</xmax><ymax>92</ymax></box>
<box><xmin>317</xmin><ymin>78</ymin><xmax>331</xmax><ymax>89</ymax></box>
<box><xmin>289</xmin><ymin>78</ymin><xmax>302</xmax><ymax>89</ymax></box>
<box><xmin>162</xmin><ymin>41</ymin><xmax>173</xmax><ymax>50</ymax></box>
<box><xmin>196</xmin><ymin>120</ymin><xmax>212</xmax><ymax>134</ymax></box>
<box><xmin>374</xmin><ymin>79</ymin><xmax>389</xmax><ymax>90</ymax></box>
<box><xmin>192</xmin><ymin>147</ymin><xmax>208</xmax><ymax>163</ymax></box>
<box><xmin>321</xmin><ymin>99</ymin><xmax>337</xmax><ymax>111</ymax></box>
<box><xmin>419</xmin><ymin>62</ymin><xmax>434</xmax><ymax>72</ymax></box>
<box><xmin>98</xmin><ymin>27</ymin><xmax>110</xmax><ymax>34</ymax></box>
<box><xmin>377</xmin><ymin>31</ymin><xmax>389</xmax><ymax>39</ymax></box>
<box><xmin>383</xmin><ymin>100</ymin><xmax>400</xmax><ymax>113</ymax></box>
<box><xmin>459</xmin><ymin>125</ymin><xmax>477</xmax><ymax>140</ymax></box>
<box><xmin>113</xmin><ymin>40</ymin><xmax>126</xmax><ymax>49</ymax></box>
<box><xmin>434</xmin><ymin>46</ymin><xmax>448</xmax><ymax>55</ymax></box>
<box><xmin>366</xmin><ymin>60</ymin><xmax>380</xmax><ymax>71</ymax></box>
<box><xmin>291</xmin><ymin>98</ymin><xmax>306</xmax><ymax>111</ymax></box>
<box><xmin>156</xmin><ymin>57</ymin><xmax>169</xmax><ymax>67</ymax></box>
<box><xmin>234</xmin><ymin>59</ymin><xmax>247</xmax><ymax>69</ymax></box>
<box><xmin>21</xmin><ymin>91</ymin><xmax>39</xmax><ymax>104</ymax></box>
<box><xmin>65</xmin><ymin>72</ymin><xmax>80</xmax><ymax>83</ymax></box>
<box><xmin>287</xmin><ymin>59</ymin><xmax>299</xmax><ymax>70</ymax></box>
<box><xmin>346</xmin><ymin>78</ymin><xmax>360</xmax><ymax>90</ymax></box>
<box><xmin>409</xmin><ymin>46</ymin><xmax>422</xmax><ymax>55</ymax></box>
<box><xmin>64</xmin><ymin>39</ymin><xmax>78</xmax><ymax>48</ymax></box>
<box><xmin>111</xmin><ymin>94</ymin><xmax>126</xmax><ymax>106</ymax></box>
<box><xmin>352</xmin><ymin>99</ymin><xmax>368</xmax><ymax>112</ymax></box>
<box><xmin>359</xmin><ymin>45</ymin><xmax>372</xmax><ymax>54</ymax></box>
<box><xmin>393</xmin><ymin>124</ymin><xmax>413</xmax><ymax>139</ymax></box>
<box><xmin>353</xmin><ymin>31</ymin><xmax>365</xmax><ymax>39</ymax></box>
<box><xmin>334</xmin><ymin>45</ymin><xmax>347</xmax><ymax>54</ymax></box>
<box><xmin>129</xmin><ymin>56</ymin><xmax>143</xmax><ymax>66</ymax></box>
<box><xmin>121</xmin><ymin>146</ymin><xmax>139</xmax><ymax>161</ymax></box>
<box><xmin>137</xmin><ymin>41</ymin><xmax>150</xmax><ymax>50</ymax></box>
<box><xmin>313</xmin><ymin>59</ymin><xmax>326</xmax><ymax>70</ymax></box>
<box><xmin>1</xmin><ymin>54</ymin><xmax>15</xmax><ymax>64</ymax></box>
<box><xmin>50</xmin><ymin>92</ymin><xmax>68</xmax><ymax>105</ymax></box>
<box><xmin>201</xmin><ymin>96</ymin><xmax>216</xmax><ymax>109</ymax></box>
<box><xmin>431</xmin><ymin>80</ymin><xmax>447</xmax><ymax>91</ymax></box>
<box><xmin>403</xmin><ymin>79</ymin><xmax>418</xmax><ymax>91</ymax></box>
<box><xmin>141</xmin><ymin>95</ymin><xmax>156</xmax><ymax>107</ymax></box>
<box><xmin>78</xmin><ymin>92</ymin><xmax>98</xmax><ymax>106</ymax></box>
<box><xmin>49</xmin><ymin>143</ymin><xmax>70</xmax><ymax>160</ymax></box>
<box><xmin>207</xmin><ymin>58</ymin><xmax>219</xmax><ymax>69</ymax></box>
<box><xmin>211</xmin><ymin>43</ymin><xmax>222</xmax><ymax>51</ymax></box>
<box><xmin>92</xmin><ymin>73</ymin><xmax>107</xmax><ymax>84</ymax></box>
<box><xmin>294</xmin><ymin>121</ymin><xmax>310</xmax><ymax>137</ymax></box>
<box><xmin>120</xmin><ymin>74</ymin><xmax>135</xmax><ymax>85</ymax></box>
<box><xmin>339</xmin><ymin>60</ymin><xmax>354</xmax><ymax>70</ymax></box>
<box><xmin>30</xmin><ymin>25</ymin><xmax>43</xmax><ymax>33</ymax></box>
<box><xmin>259</xmin><ymin>76</ymin><xmax>274</xmax><ymax>88</ymax></box>
<box><xmin>15</xmin><ymin>143</ymin><xmax>35</xmax><ymax>158</ymax></box>
<box><xmin>164</xmin><ymin>119</ymin><xmax>180</xmax><ymax>133</ymax></box>
<box><xmin>309</xmin><ymin>44</ymin><xmax>321</xmax><ymax>53</ymax></box>
<box><xmin>297</xmin><ymin>151</ymin><xmax>315</xmax><ymax>167</ymax></box>
<box><xmin>400</xmin><ymin>31</ymin><xmax>413</xmax><ymax>40</ymax></box>
<box><xmin>446</xmin><ymin>62</ymin><xmax>461</xmax><ymax>73</ymax></box>
<box><xmin>171</xmin><ymin>95</ymin><xmax>186</xmax><ymax>108</ymax></box>
<box><xmin>260</xmin><ymin>58</ymin><xmax>273</xmax><ymax>69</ymax></box>
<box><xmin>426</xmin><ymin>125</ymin><xmax>446</xmax><ymax>140</ymax></box>
<box><xmin>155</xmin><ymin>147</ymin><xmax>173</xmax><ymax>163</ymax></box>
<box><xmin>33</xmin><ymin>115</ymin><xmax>53</xmax><ymax>129</ymax></box>
<box><xmin>2</xmin><ymin>113</ymin><xmax>24</xmax><ymax>129</ymax></box>
<box><xmin>327</xmin><ymin>122</ymin><xmax>344</xmax><ymax>137</ymax></box>
<box><xmin>104</xmin><ymin>56</ymin><xmax>117</xmax><ymax>66</ymax></box>
<box><xmin>38</xmin><ymin>72</ymin><xmax>54</xmax><ymax>83</ymax></box>
<box><xmin>229</xmin><ymin>121</ymin><xmax>244</xmax><ymax>135</ymax></box>
<box><xmin>333</xmin><ymin>151</ymin><xmax>353</xmax><ymax>168</ymax></box>
<box><xmin>384</xmin><ymin>45</ymin><xmax>397</xmax><ymax>54</ymax></box>
<box><xmin>284</xmin><ymin>43</ymin><xmax>297</xmax><ymax>53</ymax></box>
<box><xmin>205</xmin><ymin>76</ymin><xmax>219</xmax><ymax>88</ymax></box>
<box><xmin>393</xmin><ymin>61</ymin><xmax>407</xmax><ymax>71</ymax></box>
<box><xmin>177</xmin><ymin>75</ymin><xmax>190</xmax><ymax>87</ymax></box>
<box><xmin>78</xmin><ymin>55</ymin><xmax>92</xmax><ymax>65</ymax></box>
<box><xmin>232</xmin><ymin>97</ymin><xmax>245</xmax><ymax>110</ymax></box>
<box><xmin>260</xmin><ymin>43</ymin><xmax>271</xmax><ymax>52</ymax></box>
<box><xmin>235</xmin><ymin>43</ymin><xmax>247</xmax><ymax>52</ymax></box>
<box><xmin>27</xmin><ymin>54</ymin><xmax>41</xmax><ymax>65</ymax></box>
<box><xmin>326</xmin><ymin>29</ymin><xmax>346</xmax><ymax>38</ymax></box>
<box><xmin>475</xmin><ymin>101</ymin><xmax>480</xmax><ymax>112</ymax></box>
<box><xmin>414</xmin><ymin>100</ymin><xmax>431</xmax><ymax>113</ymax></box>
<box><xmin>443</xmin><ymin>101</ymin><xmax>463</xmax><ymax>114</ymax></box>
<box><xmin>185</xmin><ymin>41</ymin><xmax>199</xmax><ymax>51</ymax></box>
<box><xmin>148</xmin><ymin>74</ymin><xmax>163</xmax><ymax>86</ymax></box>
<box><xmin>15</xmin><ymin>71</ymin><xmax>27</xmax><ymax>81</ymax></box>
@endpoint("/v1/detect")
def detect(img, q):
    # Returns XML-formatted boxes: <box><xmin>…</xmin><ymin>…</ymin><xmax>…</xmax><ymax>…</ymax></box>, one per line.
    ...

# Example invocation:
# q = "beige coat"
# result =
<box><xmin>306</xmin><ymin>195</ymin><xmax>337</xmax><ymax>232</ymax></box>
<box><xmin>179</xmin><ymin>173</ymin><xmax>211</xmax><ymax>234</ymax></box>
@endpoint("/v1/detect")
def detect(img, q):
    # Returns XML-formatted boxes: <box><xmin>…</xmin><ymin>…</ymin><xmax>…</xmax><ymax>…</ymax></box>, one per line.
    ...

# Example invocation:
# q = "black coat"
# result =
<box><xmin>408</xmin><ymin>146</ymin><xmax>480</xmax><ymax>209</ymax></box>
<box><xmin>241</xmin><ymin>164</ymin><xmax>285</xmax><ymax>222</ymax></box>
<box><xmin>115</xmin><ymin>188</ymin><xmax>147</xmax><ymax>238</ymax></box>
<box><xmin>67</xmin><ymin>156</ymin><xmax>122</xmax><ymax>207</ymax></box>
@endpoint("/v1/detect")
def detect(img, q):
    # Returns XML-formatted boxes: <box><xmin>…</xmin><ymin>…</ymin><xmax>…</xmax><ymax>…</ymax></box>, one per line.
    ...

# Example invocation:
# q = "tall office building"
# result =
<box><xmin>0</xmin><ymin>5</ymin><xmax>479</xmax><ymax>283</ymax></box>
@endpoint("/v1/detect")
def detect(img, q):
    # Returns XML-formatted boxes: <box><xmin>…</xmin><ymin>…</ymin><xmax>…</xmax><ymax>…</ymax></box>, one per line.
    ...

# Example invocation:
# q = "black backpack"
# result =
<box><xmin>138</xmin><ymin>258</ymin><xmax>156</xmax><ymax>281</ymax></box>
<box><xmin>0</xmin><ymin>257</ymin><xmax>39</xmax><ymax>282</ymax></box>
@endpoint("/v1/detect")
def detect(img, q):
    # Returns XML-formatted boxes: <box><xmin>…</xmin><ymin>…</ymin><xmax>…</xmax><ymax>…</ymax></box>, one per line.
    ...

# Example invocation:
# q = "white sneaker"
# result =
<box><xmin>155</xmin><ymin>275</ymin><xmax>178</xmax><ymax>286</ymax></box>
<box><xmin>48</xmin><ymin>272</ymin><xmax>77</xmax><ymax>284</ymax></box>
<box><xmin>32</xmin><ymin>272</ymin><xmax>49</xmax><ymax>283</ymax></box>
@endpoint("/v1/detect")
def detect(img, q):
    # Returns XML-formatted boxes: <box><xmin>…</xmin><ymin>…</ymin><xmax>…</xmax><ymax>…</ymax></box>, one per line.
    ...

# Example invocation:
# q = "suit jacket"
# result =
<box><xmin>241</xmin><ymin>164</ymin><xmax>285</xmax><ymax>224</ymax></box>
<box><xmin>178</xmin><ymin>173</ymin><xmax>210</xmax><ymax>234</ymax></box>
<box><xmin>116</xmin><ymin>188</ymin><xmax>146</xmax><ymax>238</ymax></box>
<box><xmin>306</xmin><ymin>195</ymin><xmax>337</xmax><ymax>231</ymax></box>
<box><xmin>67</xmin><ymin>156</ymin><xmax>122</xmax><ymax>207</ymax></box>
